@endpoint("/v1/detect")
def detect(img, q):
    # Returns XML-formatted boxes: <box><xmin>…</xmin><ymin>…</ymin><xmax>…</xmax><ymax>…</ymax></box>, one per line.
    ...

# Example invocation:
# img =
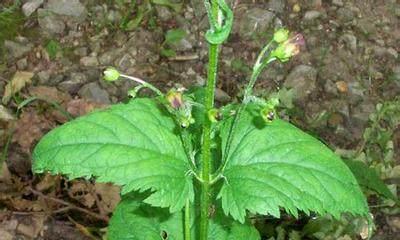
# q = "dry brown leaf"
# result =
<box><xmin>13</xmin><ymin>110</ymin><xmax>54</xmax><ymax>152</ymax></box>
<box><xmin>68</xmin><ymin>181</ymin><xmax>96</xmax><ymax>208</ymax></box>
<box><xmin>16</xmin><ymin>215</ymin><xmax>46</xmax><ymax>238</ymax></box>
<box><xmin>2</xmin><ymin>71</ymin><xmax>34</xmax><ymax>104</ymax></box>
<box><xmin>29</xmin><ymin>86</ymin><xmax>72</xmax><ymax>104</ymax></box>
<box><xmin>66</xmin><ymin>99</ymin><xmax>107</xmax><ymax>118</ymax></box>
<box><xmin>35</xmin><ymin>174</ymin><xmax>59</xmax><ymax>192</ymax></box>
<box><xmin>94</xmin><ymin>183</ymin><xmax>120</xmax><ymax>215</ymax></box>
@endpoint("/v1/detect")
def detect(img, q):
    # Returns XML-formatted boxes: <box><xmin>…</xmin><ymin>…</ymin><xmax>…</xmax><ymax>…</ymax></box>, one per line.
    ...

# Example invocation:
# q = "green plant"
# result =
<box><xmin>33</xmin><ymin>1</ymin><xmax>371</xmax><ymax>239</ymax></box>
<box><xmin>160</xmin><ymin>28</ymin><xmax>187</xmax><ymax>57</ymax></box>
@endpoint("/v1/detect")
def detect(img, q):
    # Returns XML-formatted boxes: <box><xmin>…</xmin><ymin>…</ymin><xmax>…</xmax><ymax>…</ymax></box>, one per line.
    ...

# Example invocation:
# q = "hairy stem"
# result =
<box><xmin>200</xmin><ymin>1</ymin><xmax>219</xmax><ymax>239</ymax></box>
<box><xmin>185</xmin><ymin>198</ymin><xmax>191</xmax><ymax>240</ymax></box>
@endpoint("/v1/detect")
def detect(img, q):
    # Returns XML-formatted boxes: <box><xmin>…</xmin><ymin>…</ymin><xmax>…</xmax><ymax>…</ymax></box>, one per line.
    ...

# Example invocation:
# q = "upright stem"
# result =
<box><xmin>200</xmin><ymin>1</ymin><xmax>219</xmax><ymax>239</ymax></box>
<box><xmin>184</xmin><ymin>198</ymin><xmax>191</xmax><ymax>240</ymax></box>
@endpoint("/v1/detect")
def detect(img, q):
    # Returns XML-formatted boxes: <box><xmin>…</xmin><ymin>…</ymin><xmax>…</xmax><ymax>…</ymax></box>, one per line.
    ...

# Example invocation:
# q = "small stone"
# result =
<box><xmin>339</xmin><ymin>33</ymin><xmax>357</xmax><ymax>53</ymax></box>
<box><xmin>22</xmin><ymin>0</ymin><xmax>44</xmax><ymax>17</ymax></box>
<box><xmin>38</xmin><ymin>9</ymin><xmax>65</xmax><ymax>34</ymax></box>
<box><xmin>169</xmin><ymin>38</ymin><xmax>193</xmax><ymax>52</ymax></box>
<box><xmin>106</xmin><ymin>10</ymin><xmax>122</xmax><ymax>23</ymax></box>
<box><xmin>0</xmin><ymin>105</ymin><xmax>15</xmax><ymax>122</ymax></box>
<box><xmin>155</xmin><ymin>6</ymin><xmax>173</xmax><ymax>21</ymax></box>
<box><xmin>78</xmin><ymin>82</ymin><xmax>110</xmax><ymax>104</ymax></box>
<box><xmin>303</xmin><ymin>10</ymin><xmax>323</xmax><ymax>21</ymax></box>
<box><xmin>114</xmin><ymin>54</ymin><xmax>136</xmax><ymax>72</ymax></box>
<box><xmin>293</xmin><ymin>4</ymin><xmax>301</xmax><ymax>13</ymax></box>
<box><xmin>215</xmin><ymin>88</ymin><xmax>231</xmax><ymax>104</ymax></box>
<box><xmin>73</xmin><ymin>47</ymin><xmax>88</xmax><ymax>57</ymax></box>
<box><xmin>332</xmin><ymin>0</ymin><xmax>344</xmax><ymax>7</ymax></box>
<box><xmin>58</xmin><ymin>72</ymin><xmax>88</xmax><ymax>94</ymax></box>
<box><xmin>267</xmin><ymin>0</ymin><xmax>285</xmax><ymax>13</ymax></box>
<box><xmin>238</xmin><ymin>8</ymin><xmax>275</xmax><ymax>39</ymax></box>
<box><xmin>284</xmin><ymin>65</ymin><xmax>317</xmax><ymax>101</ymax></box>
<box><xmin>337</xmin><ymin>7</ymin><xmax>354</xmax><ymax>23</ymax></box>
<box><xmin>16</xmin><ymin>58</ymin><xmax>28</xmax><ymax>70</ymax></box>
<box><xmin>4</xmin><ymin>40</ymin><xmax>33</xmax><ymax>59</ymax></box>
<box><xmin>336</xmin><ymin>81</ymin><xmax>348</xmax><ymax>93</ymax></box>
<box><xmin>37</xmin><ymin>71</ymin><xmax>50</xmax><ymax>84</ymax></box>
<box><xmin>80</xmin><ymin>56</ymin><xmax>99</xmax><ymax>67</ymax></box>
<box><xmin>46</xmin><ymin>0</ymin><xmax>87</xmax><ymax>20</ymax></box>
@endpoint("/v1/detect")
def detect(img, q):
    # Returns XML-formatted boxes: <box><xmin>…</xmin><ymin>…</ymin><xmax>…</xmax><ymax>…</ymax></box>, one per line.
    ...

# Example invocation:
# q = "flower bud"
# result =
<box><xmin>166</xmin><ymin>90</ymin><xmax>183</xmax><ymax>109</ymax></box>
<box><xmin>103</xmin><ymin>67</ymin><xmax>120</xmax><ymax>81</ymax></box>
<box><xmin>272</xmin><ymin>33</ymin><xmax>305</xmax><ymax>62</ymax></box>
<box><xmin>273</xmin><ymin>28</ymin><xmax>289</xmax><ymax>43</ymax></box>
<box><xmin>208</xmin><ymin>108</ymin><xmax>221</xmax><ymax>123</ymax></box>
<box><xmin>261</xmin><ymin>108</ymin><xmax>276</xmax><ymax>123</ymax></box>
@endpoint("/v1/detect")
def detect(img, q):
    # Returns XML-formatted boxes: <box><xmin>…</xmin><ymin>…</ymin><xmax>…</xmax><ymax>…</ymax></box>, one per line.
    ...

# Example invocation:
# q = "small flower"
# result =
<box><xmin>273</xmin><ymin>28</ymin><xmax>289</xmax><ymax>43</ymax></box>
<box><xmin>272</xmin><ymin>33</ymin><xmax>305</xmax><ymax>62</ymax></box>
<box><xmin>166</xmin><ymin>90</ymin><xmax>183</xmax><ymax>109</ymax></box>
<box><xmin>103</xmin><ymin>67</ymin><xmax>120</xmax><ymax>81</ymax></box>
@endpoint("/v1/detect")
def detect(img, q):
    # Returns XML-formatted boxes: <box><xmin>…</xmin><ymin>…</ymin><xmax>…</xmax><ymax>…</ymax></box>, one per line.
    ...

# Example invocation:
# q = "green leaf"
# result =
<box><xmin>160</xmin><ymin>48</ymin><xmax>176</xmax><ymax>57</ymax></box>
<box><xmin>344</xmin><ymin>159</ymin><xmax>398</xmax><ymax>203</ymax></box>
<box><xmin>45</xmin><ymin>39</ymin><xmax>61</xmax><ymax>60</ymax></box>
<box><xmin>33</xmin><ymin>98</ymin><xmax>193</xmax><ymax>212</ymax></box>
<box><xmin>218</xmin><ymin>105</ymin><xmax>369</xmax><ymax>223</ymax></box>
<box><xmin>151</xmin><ymin>0</ymin><xmax>182</xmax><ymax>12</ymax></box>
<box><xmin>108</xmin><ymin>193</ymin><xmax>260</xmax><ymax>240</ymax></box>
<box><xmin>164</xmin><ymin>28</ymin><xmax>186</xmax><ymax>45</ymax></box>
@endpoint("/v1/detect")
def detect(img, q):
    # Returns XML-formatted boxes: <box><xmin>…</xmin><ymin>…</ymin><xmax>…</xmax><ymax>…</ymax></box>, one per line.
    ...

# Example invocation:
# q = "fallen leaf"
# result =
<box><xmin>94</xmin><ymin>183</ymin><xmax>120</xmax><ymax>215</ymax></box>
<box><xmin>68</xmin><ymin>181</ymin><xmax>96</xmax><ymax>208</ymax></box>
<box><xmin>16</xmin><ymin>215</ymin><xmax>46</xmax><ymax>238</ymax></box>
<box><xmin>66</xmin><ymin>99</ymin><xmax>107</xmax><ymax>117</ymax></box>
<box><xmin>29</xmin><ymin>86</ymin><xmax>71</xmax><ymax>104</ymax></box>
<box><xmin>2</xmin><ymin>71</ymin><xmax>34</xmax><ymax>104</ymax></box>
<box><xmin>0</xmin><ymin>105</ymin><xmax>15</xmax><ymax>122</ymax></box>
<box><xmin>13</xmin><ymin>110</ymin><xmax>54</xmax><ymax>153</ymax></box>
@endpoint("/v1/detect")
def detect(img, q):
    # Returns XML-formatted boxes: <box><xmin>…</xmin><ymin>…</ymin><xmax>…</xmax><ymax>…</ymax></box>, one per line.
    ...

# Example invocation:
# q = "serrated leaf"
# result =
<box><xmin>218</xmin><ymin>105</ymin><xmax>369</xmax><ymax>223</ymax></box>
<box><xmin>344</xmin><ymin>159</ymin><xmax>398</xmax><ymax>203</ymax></box>
<box><xmin>33</xmin><ymin>98</ymin><xmax>193</xmax><ymax>212</ymax></box>
<box><xmin>108</xmin><ymin>193</ymin><xmax>260</xmax><ymax>240</ymax></box>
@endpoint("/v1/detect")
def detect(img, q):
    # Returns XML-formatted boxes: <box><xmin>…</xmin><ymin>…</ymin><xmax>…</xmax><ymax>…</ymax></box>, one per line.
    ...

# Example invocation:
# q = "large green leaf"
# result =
<box><xmin>218</xmin><ymin>105</ymin><xmax>369</xmax><ymax>223</ymax></box>
<box><xmin>344</xmin><ymin>159</ymin><xmax>399</xmax><ymax>203</ymax></box>
<box><xmin>33</xmin><ymin>98</ymin><xmax>193</xmax><ymax>212</ymax></box>
<box><xmin>108</xmin><ymin>193</ymin><xmax>260</xmax><ymax>240</ymax></box>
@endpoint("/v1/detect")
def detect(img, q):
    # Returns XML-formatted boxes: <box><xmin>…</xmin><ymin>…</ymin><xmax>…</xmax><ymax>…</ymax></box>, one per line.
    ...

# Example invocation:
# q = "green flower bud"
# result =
<box><xmin>208</xmin><ymin>108</ymin><xmax>221</xmax><ymax>123</ymax></box>
<box><xmin>103</xmin><ymin>67</ymin><xmax>120</xmax><ymax>81</ymax></box>
<box><xmin>261</xmin><ymin>108</ymin><xmax>276</xmax><ymax>123</ymax></box>
<box><xmin>272</xmin><ymin>33</ymin><xmax>305</xmax><ymax>62</ymax></box>
<box><xmin>273</xmin><ymin>28</ymin><xmax>289</xmax><ymax>43</ymax></box>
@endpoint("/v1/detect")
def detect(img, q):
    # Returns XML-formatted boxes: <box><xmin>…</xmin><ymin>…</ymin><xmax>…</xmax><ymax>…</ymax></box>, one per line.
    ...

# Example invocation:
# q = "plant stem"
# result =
<box><xmin>214</xmin><ymin>55</ymin><xmax>277</xmax><ymax>178</ymax></box>
<box><xmin>185</xmin><ymin>198</ymin><xmax>191</xmax><ymax>240</ymax></box>
<box><xmin>119</xmin><ymin>74</ymin><xmax>163</xmax><ymax>96</ymax></box>
<box><xmin>200</xmin><ymin>1</ymin><xmax>219</xmax><ymax>239</ymax></box>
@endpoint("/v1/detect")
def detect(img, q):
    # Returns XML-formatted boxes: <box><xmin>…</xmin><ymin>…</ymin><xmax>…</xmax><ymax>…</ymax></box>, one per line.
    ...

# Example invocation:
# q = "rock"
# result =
<box><xmin>0</xmin><ymin>105</ymin><xmax>15</xmax><ymax>122</ymax></box>
<box><xmin>78</xmin><ymin>82</ymin><xmax>110</xmax><ymax>104</ymax></box>
<box><xmin>339</xmin><ymin>33</ymin><xmax>357</xmax><ymax>53</ymax></box>
<box><xmin>73</xmin><ymin>47</ymin><xmax>88</xmax><ymax>57</ymax></box>
<box><xmin>4</xmin><ymin>40</ymin><xmax>33</xmax><ymax>59</ymax></box>
<box><xmin>37</xmin><ymin>71</ymin><xmax>51</xmax><ymax>84</ymax></box>
<box><xmin>347</xmin><ymin>80</ymin><xmax>365</xmax><ymax>104</ymax></box>
<box><xmin>114</xmin><ymin>54</ymin><xmax>136</xmax><ymax>72</ymax></box>
<box><xmin>16</xmin><ymin>58</ymin><xmax>28</xmax><ymax>70</ymax></box>
<box><xmin>80</xmin><ymin>56</ymin><xmax>99</xmax><ymax>67</ymax></box>
<box><xmin>46</xmin><ymin>0</ymin><xmax>87</xmax><ymax>20</ymax></box>
<box><xmin>336</xmin><ymin>7</ymin><xmax>354</xmax><ymax>23</ymax></box>
<box><xmin>58</xmin><ymin>72</ymin><xmax>88</xmax><ymax>94</ymax></box>
<box><xmin>267</xmin><ymin>0</ymin><xmax>285</xmax><ymax>13</ymax></box>
<box><xmin>155</xmin><ymin>5</ymin><xmax>173</xmax><ymax>21</ymax></box>
<box><xmin>303</xmin><ymin>10</ymin><xmax>323</xmax><ymax>22</ymax></box>
<box><xmin>99</xmin><ymin>49</ymin><xmax>123</xmax><ymax>65</ymax></box>
<box><xmin>392</xmin><ymin>65</ymin><xmax>400</xmax><ymax>83</ymax></box>
<box><xmin>238</xmin><ymin>8</ymin><xmax>275</xmax><ymax>39</ymax></box>
<box><xmin>284</xmin><ymin>65</ymin><xmax>317</xmax><ymax>101</ymax></box>
<box><xmin>169</xmin><ymin>38</ymin><xmax>193</xmax><ymax>52</ymax></box>
<box><xmin>22</xmin><ymin>0</ymin><xmax>44</xmax><ymax>17</ymax></box>
<box><xmin>215</xmin><ymin>88</ymin><xmax>231</xmax><ymax>104</ymax></box>
<box><xmin>37</xmin><ymin>9</ymin><xmax>65</xmax><ymax>34</ymax></box>
<box><xmin>332</xmin><ymin>0</ymin><xmax>344</xmax><ymax>7</ymax></box>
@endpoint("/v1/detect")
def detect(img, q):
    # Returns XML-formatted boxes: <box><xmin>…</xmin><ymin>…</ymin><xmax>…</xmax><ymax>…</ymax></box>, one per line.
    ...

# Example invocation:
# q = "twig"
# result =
<box><xmin>28</xmin><ymin>187</ymin><xmax>109</xmax><ymax>222</ymax></box>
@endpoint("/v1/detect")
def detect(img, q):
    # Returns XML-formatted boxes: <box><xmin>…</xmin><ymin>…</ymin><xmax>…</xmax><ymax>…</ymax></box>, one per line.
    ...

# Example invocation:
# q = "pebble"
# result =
<box><xmin>284</xmin><ymin>65</ymin><xmax>317</xmax><ymax>101</ymax></box>
<box><xmin>78</xmin><ymin>82</ymin><xmax>110</xmax><ymax>104</ymax></box>
<box><xmin>22</xmin><ymin>0</ymin><xmax>44</xmax><ymax>17</ymax></box>
<box><xmin>80</xmin><ymin>56</ymin><xmax>99</xmax><ymax>67</ymax></box>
